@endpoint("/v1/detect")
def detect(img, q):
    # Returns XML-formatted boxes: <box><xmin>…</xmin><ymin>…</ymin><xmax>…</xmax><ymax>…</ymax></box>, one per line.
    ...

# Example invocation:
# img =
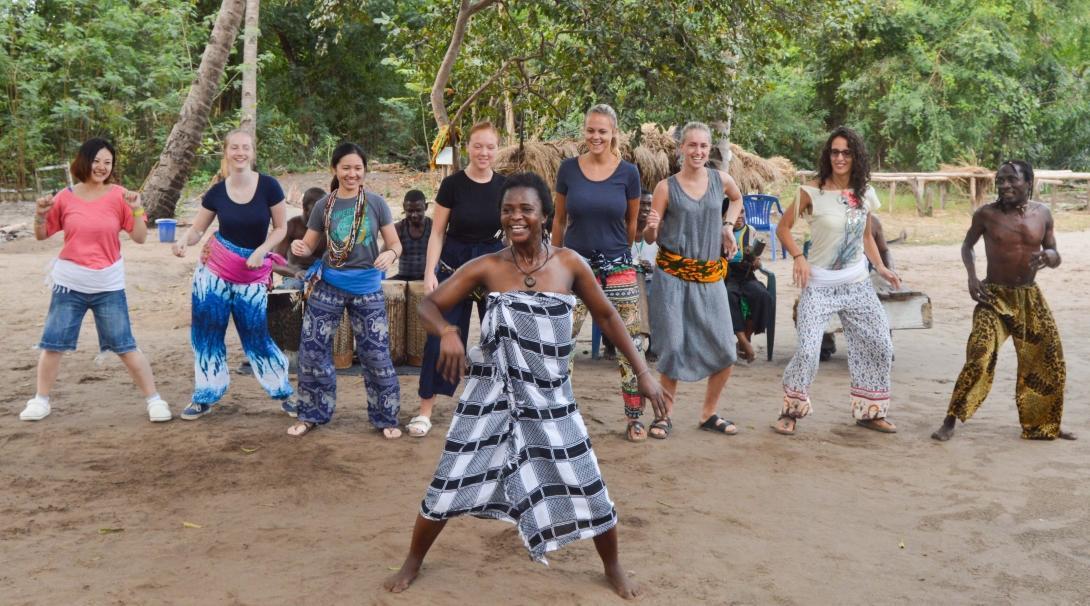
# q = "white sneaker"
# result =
<box><xmin>20</xmin><ymin>397</ymin><xmax>51</xmax><ymax>421</ymax></box>
<box><xmin>147</xmin><ymin>397</ymin><xmax>172</xmax><ymax>422</ymax></box>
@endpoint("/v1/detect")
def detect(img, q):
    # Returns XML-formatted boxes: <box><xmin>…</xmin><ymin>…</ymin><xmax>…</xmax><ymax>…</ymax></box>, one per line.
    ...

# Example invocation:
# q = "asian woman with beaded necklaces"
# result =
<box><xmin>287</xmin><ymin>142</ymin><xmax>404</xmax><ymax>438</ymax></box>
<box><xmin>172</xmin><ymin>129</ymin><xmax>296</xmax><ymax>421</ymax></box>
<box><xmin>21</xmin><ymin>138</ymin><xmax>171</xmax><ymax>423</ymax></box>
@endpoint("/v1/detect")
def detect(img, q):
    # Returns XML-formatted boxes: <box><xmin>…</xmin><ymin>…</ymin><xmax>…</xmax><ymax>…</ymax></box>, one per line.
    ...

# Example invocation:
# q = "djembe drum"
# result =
<box><xmin>332</xmin><ymin>308</ymin><xmax>354</xmax><ymax>369</ymax></box>
<box><xmin>383</xmin><ymin>280</ymin><xmax>407</xmax><ymax>365</ymax></box>
<box><xmin>406</xmin><ymin>280</ymin><xmax>429</xmax><ymax>366</ymax></box>
<box><xmin>267</xmin><ymin>289</ymin><xmax>303</xmax><ymax>352</ymax></box>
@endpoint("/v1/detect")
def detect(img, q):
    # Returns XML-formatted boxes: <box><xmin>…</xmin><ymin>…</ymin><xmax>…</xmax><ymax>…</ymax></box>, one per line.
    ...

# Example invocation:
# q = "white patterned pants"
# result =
<box><xmin>782</xmin><ymin>279</ymin><xmax>892</xmax><ymax>420</ymax></box>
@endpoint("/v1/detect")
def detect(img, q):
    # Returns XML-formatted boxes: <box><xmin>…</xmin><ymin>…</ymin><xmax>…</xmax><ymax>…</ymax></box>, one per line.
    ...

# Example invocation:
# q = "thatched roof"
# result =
<box><xmin>495</xmin><ymin>124</ymin><xmax>794</xmax><ymax>196</ymax></box>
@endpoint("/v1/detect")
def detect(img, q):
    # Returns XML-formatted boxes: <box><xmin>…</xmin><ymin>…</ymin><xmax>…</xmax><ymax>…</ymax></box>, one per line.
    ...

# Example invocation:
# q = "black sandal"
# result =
<box><xmin>649</xmin><ymin>417</ymin><xmax>672</xmax><ymax>440</ymax></box>
<box><xmin>699</xmin><ymin>414</ymin><xmax>737</xmax><ymax>435</ymax></box>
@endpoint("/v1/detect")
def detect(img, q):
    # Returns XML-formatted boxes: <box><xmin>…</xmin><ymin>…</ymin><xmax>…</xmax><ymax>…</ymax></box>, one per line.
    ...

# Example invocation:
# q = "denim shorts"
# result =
<box><xmin>38</xmin><ymin>287</ymin><xmax>138</xmax><ymax>354</ymax></box>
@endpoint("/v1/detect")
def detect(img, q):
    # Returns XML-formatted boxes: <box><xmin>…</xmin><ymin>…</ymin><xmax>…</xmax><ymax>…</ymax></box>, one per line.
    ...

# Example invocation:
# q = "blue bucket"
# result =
<box><xmin>155</xmin><ymin>218</ymin><xmax>177</xmax><ymax>243</ymax></box>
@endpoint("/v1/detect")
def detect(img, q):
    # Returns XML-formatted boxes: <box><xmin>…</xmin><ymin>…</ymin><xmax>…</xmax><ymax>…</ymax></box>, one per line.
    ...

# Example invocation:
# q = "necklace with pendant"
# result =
<box><xmin>512</xmin><ymin>243</ymin><xmax>551</xmax><ymax>287</ymax></box>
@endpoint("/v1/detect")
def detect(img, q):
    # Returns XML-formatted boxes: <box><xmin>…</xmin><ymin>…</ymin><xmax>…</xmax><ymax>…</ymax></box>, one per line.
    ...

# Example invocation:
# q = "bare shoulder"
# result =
<box><xmin>1029</xmin><ymin>200</ymin><xmax>1053</xmax><ymax>217</ymax></box>
<box><xmin>553</xmin><ymin>246</ymin><xmax>587</xmax><ymax>267</ymax></box>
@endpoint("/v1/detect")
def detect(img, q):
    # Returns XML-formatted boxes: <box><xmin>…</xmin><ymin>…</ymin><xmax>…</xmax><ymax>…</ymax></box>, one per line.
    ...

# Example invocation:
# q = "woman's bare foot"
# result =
<box><xmin>383</xmin><ymin>558</ymin><xmax>422</xmax><ymax>593</ymax></box>
<box><xmin>604</xmin><ymin>560</ymin><xmax>641</xmax><ymax>599</ymax></box>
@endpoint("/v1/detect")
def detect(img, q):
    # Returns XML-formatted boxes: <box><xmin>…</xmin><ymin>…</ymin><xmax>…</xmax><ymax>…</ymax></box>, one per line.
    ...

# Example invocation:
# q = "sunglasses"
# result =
<box><xmin>829</xmin><ymin>149</ymin><xmax>852</xmax><ymax>158</ymax></box>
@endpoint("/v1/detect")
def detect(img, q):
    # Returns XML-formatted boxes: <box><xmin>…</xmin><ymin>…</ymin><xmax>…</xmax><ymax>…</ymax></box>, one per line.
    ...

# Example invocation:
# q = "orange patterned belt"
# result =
<box><xmin>655</xmin><ymin>246</ymin><xmax>728</xmax><ymax>283</ymax></box>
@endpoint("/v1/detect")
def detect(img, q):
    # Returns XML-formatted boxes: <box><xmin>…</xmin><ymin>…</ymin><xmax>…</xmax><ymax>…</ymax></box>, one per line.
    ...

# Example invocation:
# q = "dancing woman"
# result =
<box><xmin>287</xmin><ymin>142</ymin><xmax>403</xmax><ymax>438</ymax></box>
<box><xmin>22</xmin><ymin>138</ymin><xmax>170</xmax><ymax>423</ymax></box>
<box><xmin>384</xmin><ymin>172</ymin><xmax>670</xmax><ymax>599</ymax></box>
<box><xmin>771</xmin><ymin>126</ymin><xmax>901</xmax><ymax>436</ymax></box>
<box><xmin>551</xmin><ymin>104</ymin><xmax>645</xmax><ymax>440</ymax></box>
<box><xmin>173</xmin><ymin>129</ymin><xmax>295</xmax><ymax>420</ymax></box>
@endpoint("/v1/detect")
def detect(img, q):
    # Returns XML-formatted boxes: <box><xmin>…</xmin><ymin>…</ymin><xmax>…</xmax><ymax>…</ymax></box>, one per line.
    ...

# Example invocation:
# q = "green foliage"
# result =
<box><xmin>1</xmin><ymin>0</ymin><xmax>204</xmax><ymax>188</ymax></box>
<box><xmin>4</xmin><ymin>0</ymin><xmax>1089</xmax><ymax>190</ymax></box>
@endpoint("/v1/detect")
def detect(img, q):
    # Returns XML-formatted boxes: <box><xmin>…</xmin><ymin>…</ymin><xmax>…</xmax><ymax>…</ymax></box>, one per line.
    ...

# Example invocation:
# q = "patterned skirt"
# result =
<box><xmin>419</xmin><ymin>291</ymin><xmax>617</xmax><ymax>563</ymax></box>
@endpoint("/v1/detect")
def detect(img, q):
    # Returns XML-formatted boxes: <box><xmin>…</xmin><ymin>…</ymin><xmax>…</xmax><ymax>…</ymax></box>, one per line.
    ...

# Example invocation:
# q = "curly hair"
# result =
<box><xmin>498</xmin><ymin>171</ymin><xmax>554</xmax><ymax>219</ymax></box>
<box><xmin>816</xmin><ymin>126</ymin><xmax>870</xmax><ymax>203</ymax></box>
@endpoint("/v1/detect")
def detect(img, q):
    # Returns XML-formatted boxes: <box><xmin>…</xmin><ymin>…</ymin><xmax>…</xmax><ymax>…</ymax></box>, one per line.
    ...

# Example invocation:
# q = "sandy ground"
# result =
<box><xmin>1</xmin><ymin>190</ymin><xmax>1088</xmax><ymax>606</ymax></box>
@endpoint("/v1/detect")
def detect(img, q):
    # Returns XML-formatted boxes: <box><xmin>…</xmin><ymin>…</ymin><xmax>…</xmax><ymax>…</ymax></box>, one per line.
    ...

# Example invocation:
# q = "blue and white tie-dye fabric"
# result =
<box><xmin>190</xmin><ymin>263</ymin><xmax>293</xmax><ymax>405</ymax></box>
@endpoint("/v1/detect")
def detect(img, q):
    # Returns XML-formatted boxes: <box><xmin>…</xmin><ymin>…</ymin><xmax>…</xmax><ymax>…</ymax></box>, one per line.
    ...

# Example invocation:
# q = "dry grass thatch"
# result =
<box><xmin>494</xmin><ymin>124</ymin><xmax>794</xmax><ymax>197</ymax></box>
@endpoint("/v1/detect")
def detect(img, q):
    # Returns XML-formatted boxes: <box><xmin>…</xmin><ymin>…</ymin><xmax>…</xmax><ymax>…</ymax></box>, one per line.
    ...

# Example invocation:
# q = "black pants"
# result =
<box><xmin>726</xmin><ymin>278</ymin><xmax>772</xmax><ymax>334</ymax></box>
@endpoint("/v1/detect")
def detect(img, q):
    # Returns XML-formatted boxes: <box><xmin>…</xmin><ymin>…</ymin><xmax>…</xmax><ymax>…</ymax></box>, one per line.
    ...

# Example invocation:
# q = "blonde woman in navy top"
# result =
<box><xmin>551</xmin><ymin>104</ymin><xmax>646</xmax><ymax>441</ymax></box>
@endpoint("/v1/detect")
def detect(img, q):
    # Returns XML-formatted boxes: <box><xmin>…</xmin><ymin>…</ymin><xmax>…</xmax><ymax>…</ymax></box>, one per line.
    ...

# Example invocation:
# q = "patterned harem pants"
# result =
<box><xmin>296</xmin><ymin>280</ymin><xmax>401</xmax><ymax>427</ymax></box>
<box><xmin>782</xmin><ymin>279</ymin><xmax>892</xmax><ymax>420</ymax></box>
<box><xmin>946</xmin><ymin>283</ymin><xmax>1065</xmax><ymax>439</ymax></box>
<box><xmin>570</xmin><ymin>268</ymin><xmax>646</xmax><ymax>419</ymax></box>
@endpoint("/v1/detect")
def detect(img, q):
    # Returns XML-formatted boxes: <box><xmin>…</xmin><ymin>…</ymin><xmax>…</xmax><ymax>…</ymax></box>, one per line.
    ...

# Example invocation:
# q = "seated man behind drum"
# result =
<box><xmin>390</xmin><ymin>190</ymin><xmax>432</xmax><ymax>281</ymax></box>
<box><xmin>273</xmin><ymin>186</ymin><xmax>326</xmax><ymax>289</ymax></box>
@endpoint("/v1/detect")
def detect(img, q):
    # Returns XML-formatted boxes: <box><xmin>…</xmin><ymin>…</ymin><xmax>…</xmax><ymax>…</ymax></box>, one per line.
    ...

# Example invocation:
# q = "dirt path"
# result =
<box><xmin>1</xmin><ymin>194</ymin><xmax>1087</xmax><ymax>605</ymax></box>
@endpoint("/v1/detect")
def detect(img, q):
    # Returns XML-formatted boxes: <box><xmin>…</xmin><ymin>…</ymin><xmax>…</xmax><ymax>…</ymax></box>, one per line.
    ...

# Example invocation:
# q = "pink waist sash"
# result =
<box><xmin>201</xmin><ymin>232</ymin><xmax>286</xmax><ymax>286</ymax></box>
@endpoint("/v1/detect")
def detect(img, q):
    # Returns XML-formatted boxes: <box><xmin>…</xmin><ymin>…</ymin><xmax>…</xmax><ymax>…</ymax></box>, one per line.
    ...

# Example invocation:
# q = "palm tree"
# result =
<box><xmin>143</xmin><ymin>0</ymin><xmax>245</xmax><ymax>221</ymax></box>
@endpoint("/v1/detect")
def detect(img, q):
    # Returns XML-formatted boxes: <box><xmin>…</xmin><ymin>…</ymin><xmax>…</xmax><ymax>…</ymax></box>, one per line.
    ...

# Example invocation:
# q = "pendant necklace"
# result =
<box><xmin>512</xmin><ymin>243</ymin><xmax>552</xmax><ymax>287</ymax></box>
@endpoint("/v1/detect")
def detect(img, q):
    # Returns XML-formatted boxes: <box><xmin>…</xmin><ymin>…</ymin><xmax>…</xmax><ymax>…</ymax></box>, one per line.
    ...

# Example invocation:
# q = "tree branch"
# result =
<box><xmin>449</xmin><ymin>57</ymin><xmax>519</xmax><ymax>127</ymax></box>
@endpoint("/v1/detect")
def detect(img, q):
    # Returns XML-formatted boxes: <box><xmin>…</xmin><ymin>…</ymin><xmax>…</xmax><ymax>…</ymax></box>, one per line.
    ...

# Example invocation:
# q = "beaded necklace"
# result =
<box><xmin>323</xmin><ymin>188</ymin><xmax>368</xmax><ymax>267</ymax></box>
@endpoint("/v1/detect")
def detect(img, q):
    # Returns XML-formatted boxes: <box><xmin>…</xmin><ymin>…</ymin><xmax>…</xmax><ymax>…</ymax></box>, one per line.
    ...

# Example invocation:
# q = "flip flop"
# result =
<box><xmin>699</xmin><ymin>414</ymin><xmax>738</xmax><ymax>435</ymax></box>
<box><xmin>383</xmin><ymin>427</ymin><xmax>403</xmax><ymax>439</ymax></box>
<box><xmin>287</xmin><ymin>421</ymin><xmax>316</xmax><ymax>437</ymax></box>
<box><xmin>771</xmin><ymin>415</ymin><xmax>796</xmax><ymax>436</ymax></box>
<box><xmin>856</xmin><ymin>419</ymin><xmax>897</xmax><ymax>434</ymax></box>
<box><xmin>406</xmin><ymin>415</ymin><xmax>432</xmax><ymax>438</ymax></box>
<box><xmin>626</xmin><ymin>420</ymin><xmax>647</xmax><ymax>442</ymax></box>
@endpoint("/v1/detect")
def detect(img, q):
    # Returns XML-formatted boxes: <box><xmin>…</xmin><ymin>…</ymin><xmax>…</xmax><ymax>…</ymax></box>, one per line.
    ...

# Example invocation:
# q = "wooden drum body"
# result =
<box><xmin>406</xmin><ymin>280</ymin><xmax>428</xmax><ymax>366</ymax></box>
<box><xmin>383</xmin><ymin>280</ymin><xmax>408</xmax><ymax>366</ymax></box>
<box><xmin>332</xmin><ymin>308</ymin><xmax>354</xmax><ymax>369</ymax></box>
<box><xmin>267</xmin><ymin>289</ymin><xmax>303</xmax><ymax>352</ymax></box>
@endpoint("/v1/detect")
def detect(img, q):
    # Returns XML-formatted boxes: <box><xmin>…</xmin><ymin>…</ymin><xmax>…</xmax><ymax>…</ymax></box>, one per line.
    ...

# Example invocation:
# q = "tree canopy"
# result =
<box><xmin>3</xmin><ymin>0</ymin><xmax>1089</xmax><ymax>192</ymax></box>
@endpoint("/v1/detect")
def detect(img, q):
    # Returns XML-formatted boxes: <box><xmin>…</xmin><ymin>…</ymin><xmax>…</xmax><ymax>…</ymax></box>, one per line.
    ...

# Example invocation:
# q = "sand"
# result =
<box><xmin>1</xmin><ymin>193</ymin><xmax>1088</xmax><ymax>606</ymax></box>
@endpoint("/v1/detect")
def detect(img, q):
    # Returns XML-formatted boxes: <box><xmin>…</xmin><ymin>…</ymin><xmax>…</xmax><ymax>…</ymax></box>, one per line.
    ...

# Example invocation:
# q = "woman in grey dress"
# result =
<box><xmin>644</xmin><ymin>122</ymin><xmax>745</xmax><ymax>438</ymax></box>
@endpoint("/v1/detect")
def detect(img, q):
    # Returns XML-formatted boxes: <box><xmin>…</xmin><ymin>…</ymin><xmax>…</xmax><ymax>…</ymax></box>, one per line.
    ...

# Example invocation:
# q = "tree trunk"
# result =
<box><xmin>430</xmin><ymin>0</ymin><xmax>498</xmax><ymax>171</ymax></box>
<box><xmin>503</xmin><ymin>90</ymin><xmax>516</xmax><ymax>146</ymax></box>
<box><xmin>709</xmin><ymin>118</ymin><xmax>732</xmax><ymax>172</ymax></box>
<box><xmin>143</xmin><ymin>0</ymin><xmax>245</xmax><ymax>220</ymax></box>
<box><xmin>240</xmin><ymin>0</ymin><xmax>259</xmax><ymax>138</ymax></box>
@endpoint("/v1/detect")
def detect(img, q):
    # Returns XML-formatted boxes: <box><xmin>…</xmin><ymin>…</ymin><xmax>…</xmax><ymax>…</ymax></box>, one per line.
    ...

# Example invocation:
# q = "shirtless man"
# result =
<box><xmin>272</xmin><ymin>187</ymin><xmax>325</xmax><ymax>287</ymax></box>
<box><xmin>932</xmin><ymin>160</ymin><xmax>1076</xmax><ymax>441</ymax></box>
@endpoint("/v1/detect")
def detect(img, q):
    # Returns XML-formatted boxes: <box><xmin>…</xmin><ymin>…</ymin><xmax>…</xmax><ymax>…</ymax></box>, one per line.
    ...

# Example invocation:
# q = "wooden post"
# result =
<box><xmin>912</xmin><ymin>178</ymin><xmax>925</xmax><ymax>216</ymax></box>
<box><xmin>939</xmin><ymin>181</ymin><xmax>947</xmax><ymax>210</ymax></box>
<box><xmin>888</xmin><ymin>181</ymin><xmax>897</xmax><ymax>215</ymax></box>
<box><xmin>969</xmin><ymin>177</ymin><xmax>977</xmax><ymax>209</ymax></box>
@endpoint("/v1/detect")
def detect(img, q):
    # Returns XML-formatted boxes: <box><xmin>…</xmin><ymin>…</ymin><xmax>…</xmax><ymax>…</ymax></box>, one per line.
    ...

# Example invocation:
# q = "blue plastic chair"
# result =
<box><xmin>742</xmin><ymin>194</ymin><xmax>785</xmax><ymax>261</ymax></box>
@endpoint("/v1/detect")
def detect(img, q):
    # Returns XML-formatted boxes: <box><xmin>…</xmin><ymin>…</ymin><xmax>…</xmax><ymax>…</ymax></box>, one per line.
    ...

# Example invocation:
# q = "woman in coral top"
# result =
<box><xmin>22</xmin><ymin>138</ymin><xmax>171</xmax><ymax>423</ymax></box>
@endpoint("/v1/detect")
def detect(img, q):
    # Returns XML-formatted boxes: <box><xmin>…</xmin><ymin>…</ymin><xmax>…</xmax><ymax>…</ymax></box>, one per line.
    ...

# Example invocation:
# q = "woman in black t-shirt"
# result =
<box><xmin>407</xmin><ymin>122</ymin><xmax>506</xmax><ymax>438</ymax></box>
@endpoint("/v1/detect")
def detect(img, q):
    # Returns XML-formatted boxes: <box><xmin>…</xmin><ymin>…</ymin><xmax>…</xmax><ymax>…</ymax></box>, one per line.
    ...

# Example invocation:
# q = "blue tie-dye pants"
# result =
<box><xmin>190</xmin><ymin>263</ymin><xmax>293</xmax><ymax>405</ymax></box>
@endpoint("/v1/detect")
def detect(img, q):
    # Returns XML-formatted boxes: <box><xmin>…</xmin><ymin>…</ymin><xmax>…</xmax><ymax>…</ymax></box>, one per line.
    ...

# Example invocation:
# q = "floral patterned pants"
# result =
<box><xmin>570</xmin><ymin>268</ymin><xmax>646</xmax><ymax>419</ymax></box>
<box><xmin>782</xmin><ymin>280</ymin><xmax>892</xmax><ymax>420</ymax></box>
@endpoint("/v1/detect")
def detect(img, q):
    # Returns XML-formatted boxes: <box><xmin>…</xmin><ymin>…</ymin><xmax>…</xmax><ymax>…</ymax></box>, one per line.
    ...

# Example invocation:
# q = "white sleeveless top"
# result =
<box><xmin>801</xmin><ymin>185</ymin><xmax>879</xmax><ymax>284</ymax></box>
